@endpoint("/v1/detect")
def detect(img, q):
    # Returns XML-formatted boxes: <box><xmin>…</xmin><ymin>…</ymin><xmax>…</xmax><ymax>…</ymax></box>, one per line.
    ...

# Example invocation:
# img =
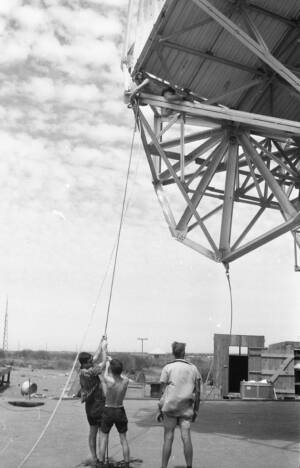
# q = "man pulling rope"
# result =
<box><xmin>79</xmin><ymin>336</ymin><xmax>108</xmax><ymax>467</ymax></box>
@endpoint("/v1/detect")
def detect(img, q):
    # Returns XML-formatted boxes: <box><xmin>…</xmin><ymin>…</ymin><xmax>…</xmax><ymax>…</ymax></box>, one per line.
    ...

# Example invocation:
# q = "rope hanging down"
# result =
<box><xmin>17</xmin><ymin>250</ymin><xmax>119</xmax><ymax>468</ymax></box>
<box><xmin>17</xmin><ymin>124</ymin><xmax>136</xmax><ymax>468</ymax></box>
<box><xmin>104</xmin><ymin>123</ymin><xmax>136</xmax><ymax>335</ymax></box>
<box><xmin>224</xmin><ymin>262</ymin><xmax>233</xmax><ymax>336</ymax></box>
<box><xmin>101</xmin><ymin>124</ymin><xmax>136</xmax><ymax>468</ymax></box>
<box><xmin>103</xmin><ymin>124</ymin><xmax>136</xmax><ymax>466</ymax></box>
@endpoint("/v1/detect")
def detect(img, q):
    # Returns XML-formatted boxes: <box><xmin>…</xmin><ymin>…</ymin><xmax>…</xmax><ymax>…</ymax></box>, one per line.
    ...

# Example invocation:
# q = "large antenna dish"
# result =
<box><xmin>123</xmin><ymin>0</ymin><xmax>300</xmax><ymax>267</ymax></box>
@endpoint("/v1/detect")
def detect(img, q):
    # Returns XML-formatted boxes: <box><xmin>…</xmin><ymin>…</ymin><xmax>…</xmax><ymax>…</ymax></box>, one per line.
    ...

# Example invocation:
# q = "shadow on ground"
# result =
<box><xmin>76</xmin><ymin>459</ymin><xmax>143</xmax><ymax>467</ymax></box>
<box><xmin>134</xmin><ymin>401</ymin><xmax>300</xmax><ymax>443</ymax></box>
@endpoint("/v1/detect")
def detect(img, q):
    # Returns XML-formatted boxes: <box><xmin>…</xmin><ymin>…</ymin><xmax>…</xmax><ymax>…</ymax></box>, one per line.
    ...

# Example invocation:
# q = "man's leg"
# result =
<box><xmin>88</xmin><ymin>425</ymin><xmax>99</xmax><ymax>462</ymax></box>
<box><xmin>179</xmin><ymin>418</ymin><xmax>193</xmax><ymax>468</ymax></box>
<box><xmin>98</xmin><ymin>431</ymin><xmax>109</xmax><ymax>463</ymax></box>
<box><xmin>162</xmin><ymin>414</ymin><xmax>177</xmax><ymax>468</ymax></box>
<box><xmin>119</xmin><ymin>432</ymin><xmax>130</xmax><ymax>464</ymax></box>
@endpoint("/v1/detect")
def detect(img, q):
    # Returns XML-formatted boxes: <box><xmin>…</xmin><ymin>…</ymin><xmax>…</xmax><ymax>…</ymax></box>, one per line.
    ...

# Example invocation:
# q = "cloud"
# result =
<box><xmin>0</xmin><ymin>121</ymin><xmax>147</xmax><ymax>229</ymax></box>
<box><xmin>0</xmin><ymin>36</ymin><xmax>31</xmax><ymax>64</ymax></box>
<box><xmin>63</xmin><ymin>38</ymin><xmax>120</xmax><ymax>68</ymax></box>
<box><xmin>52</xmin><ymin>209</ymin><xmax>66</xmax><ymax>221</ymax></box>
<box><xmin>61</xmin><ymin>120</ymin><xmax>132</xmax><ymax>145</ymax></box>
<box><xmin>0</xmin><ymin>2</ymin><xmax>124</xmax><ymax>76</ymax></box>
<box><xmin>12</xmin><ymin>4</ymin><xmax>48</xmax><ymax>31</ymax></box>
<box><xmin>0</xmin><ymin>0</ymin><xmax>21</xmax><ymax>16</ymax></box>
<box><xmin>48</xmin><ymin>5</ymin><xmax>122</xmax><ymax>38</ymax></box>
<box><xmin>31</xmin><ymin>33</ymin><xmax>66</xmax><ymax>63</ymax></box>
<box><xmin>70</xmin><ymin>145</ymin><xmax>104</xmax><ymax>167</ymax></box>
<box><xmin>24</xmin><ymin>76</ymin><xmax>56</xmax><ymax>101</ymax></box>
<box><xmin>88</xmin><ymin>0</ymin><xmax>128</xmax><ymax>6</ymax></box>
<box><xmin>101</xmin><ymin>97</ymin><xmax>129</xmax><ymax>117</ymax></box>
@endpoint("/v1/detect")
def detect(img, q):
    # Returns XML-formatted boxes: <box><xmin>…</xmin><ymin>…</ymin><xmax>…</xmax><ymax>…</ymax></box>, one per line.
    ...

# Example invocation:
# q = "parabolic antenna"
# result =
<box><xmin>122</xmin><ymin>0</ymin><xmax>300</xmax><ymax>268</ymax></box>
<box><xmin>21</xmin><ymin>380</ymin><xmax>38</xmax><ymax>396</ymax></box>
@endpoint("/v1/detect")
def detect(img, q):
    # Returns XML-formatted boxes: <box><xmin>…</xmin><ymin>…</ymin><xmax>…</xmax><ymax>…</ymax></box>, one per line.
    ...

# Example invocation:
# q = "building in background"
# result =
<box><xmin>213</xmin><ymin>334</ymin><xmax>300</xmax><ymax>400</ymax></box>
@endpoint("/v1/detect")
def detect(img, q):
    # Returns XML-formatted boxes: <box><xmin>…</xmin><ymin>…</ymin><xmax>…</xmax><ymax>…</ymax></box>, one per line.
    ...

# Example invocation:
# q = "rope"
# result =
<box><xmin>16</xmin><ymin>250</ymin><xmax>116</xmax><ymax>467</ymax></box>
<box><xmin>103</xmin><ymin>123</ymin><xmax>136</xmax><ymax>466</ymax></box>
<box><xmin>17</xmin><ymin>123</ymin><xmax>137</xmax><ymax>467</ymax></box>
<box><xmin>201</xmin><ymin>262</ymin><xmax>233</xmax><ymax>404</ymax></box>
<box><xmin>104</xmin><ymin>123</ymin><xmax>136</xmax><ymax>335</ymax></box>
<box><xmin>17</xmin><ymin>354</ymin><xmax>79</xmax><ymax>468</ymax></box>
<box><xmin>224</xmin><ymin>262</ymin><xmax>233</xmax><ymax>336</ymax></box>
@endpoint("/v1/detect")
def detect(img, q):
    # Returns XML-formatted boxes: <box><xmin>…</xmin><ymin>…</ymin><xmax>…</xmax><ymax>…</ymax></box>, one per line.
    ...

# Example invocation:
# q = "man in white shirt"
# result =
<box><xmin>157</xmin><ymin>341</ymin><xmax>201</xmax><ymax>468</ymax></box>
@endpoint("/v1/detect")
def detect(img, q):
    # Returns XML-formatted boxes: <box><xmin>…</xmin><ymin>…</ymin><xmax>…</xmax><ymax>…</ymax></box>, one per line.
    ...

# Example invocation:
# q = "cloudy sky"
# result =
<box><xmin>0</xmin><ymin>0</ymin><xmax>298</xmax><ymax>354</ymax></box>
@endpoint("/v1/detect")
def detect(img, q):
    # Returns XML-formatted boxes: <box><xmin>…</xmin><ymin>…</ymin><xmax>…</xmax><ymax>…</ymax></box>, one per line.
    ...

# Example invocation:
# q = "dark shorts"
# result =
<box><xmin>85</xmin><ymin>398</ymin><xmax>105</xmax><ymax>427</ymax></box>
<box><xmin>101</xmin><ymin>406</ymin><xmax>128</xmax><ymax>434</ymax></box>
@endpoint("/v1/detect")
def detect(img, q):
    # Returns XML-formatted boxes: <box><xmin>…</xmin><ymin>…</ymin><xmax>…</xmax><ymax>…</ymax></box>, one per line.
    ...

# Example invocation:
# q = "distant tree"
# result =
<box><xmin>19</xmin><ymin>349</ymin><xmax>34</xmax><ymax>359</ymax></box>
<box><xmin>134</xmin><ymin>354</ymin><xmax>152</xmax><ymax>370</ymax></box>
<box><xmin>35</xmin><ymin>350</ymin><xmax>50</xmax><ymax>360</ymax></box>
<box><xmin>55</xmin><ymin>359</ymin><xmax>72</xmax><ymax>370</ymax></box>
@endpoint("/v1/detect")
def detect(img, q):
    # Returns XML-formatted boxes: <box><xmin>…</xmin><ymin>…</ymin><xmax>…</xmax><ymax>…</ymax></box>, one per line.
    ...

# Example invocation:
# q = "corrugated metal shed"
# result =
<box><xmin>129</xmin><ymin>0</ymin><xmax>300</xmax><ymax>121</ymax></box>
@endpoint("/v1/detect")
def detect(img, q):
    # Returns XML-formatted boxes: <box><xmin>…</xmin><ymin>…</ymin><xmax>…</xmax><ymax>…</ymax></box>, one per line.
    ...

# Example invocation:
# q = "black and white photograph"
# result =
<box><xmin>0</xmin><ymin>1</ymin><xmax>299</xmax><ymax>467</ymax></box>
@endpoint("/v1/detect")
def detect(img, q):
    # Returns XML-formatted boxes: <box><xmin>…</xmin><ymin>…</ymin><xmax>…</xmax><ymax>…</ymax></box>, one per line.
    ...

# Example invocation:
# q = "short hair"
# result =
<box><xmin>172</xmin><ymin>341</ymin><xmax>186</xmax><ymax>358</ymax></box>
<box><xmin>110</xmin><ymin>359</ymin><xmax>123</xmax><ymax>376</ymax></box>
<box><xmin>78</xmin><ymin>352</ymin><xmax>93</xmax><ymax>366</ymax></box>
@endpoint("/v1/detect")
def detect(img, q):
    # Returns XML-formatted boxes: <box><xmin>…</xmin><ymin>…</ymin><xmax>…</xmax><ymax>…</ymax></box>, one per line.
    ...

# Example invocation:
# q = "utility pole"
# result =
<box><xmin>137</xmin><ymin>337</ymin><xmax>148</xmax><ymax>354</ymax></box>
<box><xmin>2</xmin><ymin>297</ymin><xmax>8</xmax><ymax>352</ymax></box>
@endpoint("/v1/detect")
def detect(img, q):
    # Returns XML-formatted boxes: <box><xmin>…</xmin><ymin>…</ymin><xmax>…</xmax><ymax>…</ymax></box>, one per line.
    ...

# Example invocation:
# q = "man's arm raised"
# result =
<box><xmin>103</xmin><ymin>359</ymin><xmax>114</xmax><ymax>384</ymax></box>
<box><xmin>93</xmin><ymin>335</ymin><xmax>107</xmax><ymax>369</ymax></box>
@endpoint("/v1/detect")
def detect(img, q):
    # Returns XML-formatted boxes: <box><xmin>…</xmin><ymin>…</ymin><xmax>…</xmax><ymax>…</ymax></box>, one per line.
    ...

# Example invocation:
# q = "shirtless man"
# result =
<box><xmin>98</xmin><ymin>359</ymin><xmax>130</xmax><ymax>468</ymax></box>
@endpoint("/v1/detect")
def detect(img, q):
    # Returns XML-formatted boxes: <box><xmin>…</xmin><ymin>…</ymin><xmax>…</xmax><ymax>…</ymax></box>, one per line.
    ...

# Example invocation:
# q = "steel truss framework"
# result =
<box><xmin>132</xmin><ymin>93</ymin><xmax>300</xmax><ymax>265</ymax></box>
<box><xmin>126</xmin><ymin>0</ymin><xmax>300</xmax><ymax>267</ymax></box>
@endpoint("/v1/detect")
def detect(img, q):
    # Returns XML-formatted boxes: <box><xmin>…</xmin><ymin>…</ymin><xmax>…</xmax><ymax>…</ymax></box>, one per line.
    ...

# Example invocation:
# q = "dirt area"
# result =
<box><xmin>0</xmin><ymin>367</ymin><xmax>70</xmax><ymax>399</ymax></box>
<box><xmin>1</xmin><ymin>368</ymin><xmax>299</xmax><ymax>468</ymax></box>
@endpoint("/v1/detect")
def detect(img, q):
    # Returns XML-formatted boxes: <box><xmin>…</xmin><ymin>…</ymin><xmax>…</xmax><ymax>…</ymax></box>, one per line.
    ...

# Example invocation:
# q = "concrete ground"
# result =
<box><xmin>1</xmin><ymin>396</ymin><xmax>299</xmax><ymax>468</ymax></box>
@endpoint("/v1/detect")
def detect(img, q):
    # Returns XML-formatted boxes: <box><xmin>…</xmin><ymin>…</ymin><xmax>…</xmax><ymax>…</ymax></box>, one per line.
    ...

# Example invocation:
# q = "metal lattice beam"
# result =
<box><xmin>131</xmin><ymin>92</ymin><xmax>300</xmax><ymax>265</ymax></box>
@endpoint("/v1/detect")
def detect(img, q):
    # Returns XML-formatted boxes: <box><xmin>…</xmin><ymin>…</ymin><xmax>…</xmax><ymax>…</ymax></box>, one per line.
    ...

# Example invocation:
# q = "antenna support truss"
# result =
<box><xmin>130</xmin><ymin>92</ymin><xmax>300</xmax><ymax>265</ymax></box>
<box><xmin>123</xmin><ymin>0</ymin><xmax>300</xmax><ymax>267</ymax></box>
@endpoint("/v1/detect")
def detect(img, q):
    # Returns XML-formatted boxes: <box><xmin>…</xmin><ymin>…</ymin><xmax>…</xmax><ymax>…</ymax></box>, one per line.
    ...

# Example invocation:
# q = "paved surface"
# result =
<box><xmin>1</xmin><ymin>396</ymin><xmax>299</xmax><ymax>468</ymax></box>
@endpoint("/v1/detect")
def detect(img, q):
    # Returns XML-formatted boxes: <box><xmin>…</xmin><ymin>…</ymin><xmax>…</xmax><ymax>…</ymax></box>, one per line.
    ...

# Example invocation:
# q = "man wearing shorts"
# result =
<box><xmin>157</xmin><ymin>341</ymin><xmax>201</xmax><ymax>468</ymax></box>
<box><xmin>79</xmin><ymin>336</ymin><xmax>107</xmax><ymax>467</ymax></box>
<box><xmin>98</xmin><ymin>358</ymin><xmax>130</xmax><ymax>468</ymax></box>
